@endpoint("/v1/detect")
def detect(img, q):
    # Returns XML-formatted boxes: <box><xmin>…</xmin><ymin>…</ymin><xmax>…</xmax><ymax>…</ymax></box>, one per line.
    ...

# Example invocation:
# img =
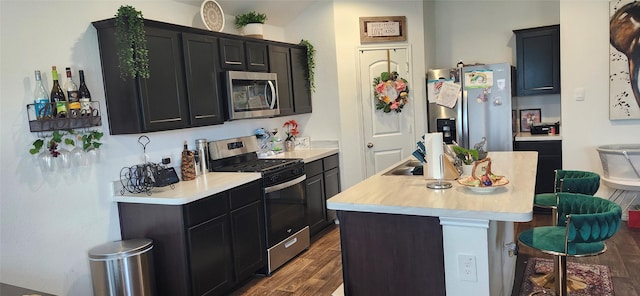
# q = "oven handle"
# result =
<box><xmin>264</xmin><ymin>175</ymin><xmax>307</xmax><ymax>193</ymax></box>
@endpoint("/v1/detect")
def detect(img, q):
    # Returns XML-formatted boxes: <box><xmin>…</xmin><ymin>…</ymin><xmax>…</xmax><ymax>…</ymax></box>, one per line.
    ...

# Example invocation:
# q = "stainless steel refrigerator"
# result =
<box><xmin>427</xmin><ymin>63</ymin><xmax>515</xmax><ymax>151</ymax></box>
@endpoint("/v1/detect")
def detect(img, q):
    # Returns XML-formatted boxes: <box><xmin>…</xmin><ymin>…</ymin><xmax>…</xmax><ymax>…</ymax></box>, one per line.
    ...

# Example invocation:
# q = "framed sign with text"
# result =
<box><xmin>359</xmin><ymin>16</ymin><xmax>407</xmax><ymax>43</ymax></box>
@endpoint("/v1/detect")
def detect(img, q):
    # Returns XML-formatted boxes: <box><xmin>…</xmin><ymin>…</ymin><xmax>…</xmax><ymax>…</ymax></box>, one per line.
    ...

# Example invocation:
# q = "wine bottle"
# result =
<box><xmin>50</xmin><ymin>66</ymin><xmax>66</xmax><ymax>117</ymax></box>
<box><xmin>33</xmin><ymin>70</ymin><xmax>50</xmax><ymax>119</ymax></box>
<box><xmin>78</xmin><ymin>70</ymin><xmax>92</xmax><ymax>116</ymax></box>
<box><xmin>64</xmin><ymin>67</ymin><xmax>80</xmax><ymax>117</ymax></box>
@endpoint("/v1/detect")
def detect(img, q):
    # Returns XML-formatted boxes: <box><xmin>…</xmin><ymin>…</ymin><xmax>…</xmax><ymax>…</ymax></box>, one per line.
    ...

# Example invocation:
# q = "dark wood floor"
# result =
<box><xmin>229</xmin><ymin>224</ymin><xmax>343</xmax><ymax>296</ymax></box>
<box><xmin>232</xmin><ymin>213</ymin><xmax>640</xmax><ymax>296</ymax></box>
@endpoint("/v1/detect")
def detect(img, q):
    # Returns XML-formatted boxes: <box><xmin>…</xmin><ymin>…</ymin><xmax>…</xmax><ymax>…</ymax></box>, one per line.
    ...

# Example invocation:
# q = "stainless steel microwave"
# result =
<box><xmin>225</xmin><ymin>71</ymin><xmax>279</xmax><ymax>120</ymax></box>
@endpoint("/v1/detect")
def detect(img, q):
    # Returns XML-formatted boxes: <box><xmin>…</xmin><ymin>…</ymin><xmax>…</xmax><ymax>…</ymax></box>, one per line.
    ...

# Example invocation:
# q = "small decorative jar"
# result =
<box><xmin>285</xmin><ymin>140</ymin><xmax>295</xmax><ymax>152</ymax></box>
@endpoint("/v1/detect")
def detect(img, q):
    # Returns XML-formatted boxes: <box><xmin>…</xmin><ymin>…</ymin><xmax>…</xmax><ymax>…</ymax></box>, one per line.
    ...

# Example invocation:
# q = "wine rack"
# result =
<box><xmin>26</xmin><ymin>102</ymin><xmax>102</xmax><ymax>132</ymax></box>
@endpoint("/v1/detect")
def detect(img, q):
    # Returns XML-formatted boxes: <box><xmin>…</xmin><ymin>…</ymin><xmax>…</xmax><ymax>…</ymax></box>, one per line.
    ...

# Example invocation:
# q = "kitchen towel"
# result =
<box><xmin>425</xmin><ymin>132</ymin><xmax>444</xmax><ymax>179</ymax></box>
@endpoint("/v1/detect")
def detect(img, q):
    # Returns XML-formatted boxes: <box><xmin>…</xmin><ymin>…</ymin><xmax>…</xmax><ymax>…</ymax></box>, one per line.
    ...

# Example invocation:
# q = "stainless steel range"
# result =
<box><xmin>208</xmin><ymin>136</ymin><xmax>309</xmax><ymax>275</ymax></box>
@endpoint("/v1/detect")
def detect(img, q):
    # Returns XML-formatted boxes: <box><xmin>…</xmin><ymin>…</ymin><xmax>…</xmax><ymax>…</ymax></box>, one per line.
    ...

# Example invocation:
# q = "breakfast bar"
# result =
<box><xmin>327</xmin><ymin>151</ymin><xmax>538</xmax><ymax>296</ymax></box>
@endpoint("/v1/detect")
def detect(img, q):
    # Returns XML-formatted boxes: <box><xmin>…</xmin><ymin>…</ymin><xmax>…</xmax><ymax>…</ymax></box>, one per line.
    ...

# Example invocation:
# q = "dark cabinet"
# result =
<box><xmin>269</xmin><ymin>45</ymin><xmax>313</xmax><ymax>115</ymax></box>
<box><xmin>219</xmin><ymin>39</ymin><xmax>268</xmax><ymax>72</ymax></box>
<box><xmin>290</xmin><ymin>47</ymin><xmax>312</xmax><ymax>114</ymax></box>
<box><xmin>182</xmin><ymin>33</ymin><xmax>224</xmax><ymax>126</ymax></box>
<box><xmin>93</xmin><ymin>19</ymin><xmax>225</xmax><ymax>134</ymax></box>
<box><xmin>117</xmin><ymin>180</ymin><xmax>265</xmax><ymax>296</ymax></box>
<box><xmin>245</xmin><ymin>42</ymin><xmax>269</xmax><ymax>72</ymax></box>
<box><xmin>305</xmin><ymin>153</ymin><xmax>341</xmax><ymax>236</ymax></box>
<box><xmin>513</xmin><ymin>140</ymin><xmax>562</xmax><ymax>194</ymax></box>
<box><xmin>514</xmin><ymin>25</ymin><xmax>560</xmax><ymax>96</ymax></box>
<box><xmin>218</xmin><ymin>38</ymin><xmax>245</xmax><ymax>71</ymax></box>
<box><xmin>269</xmin><ymin>45</ymin><xmax>294</xmax><ymax>115</ymax></box>
<box><xmin>306</xmin><ymin>173</ymin><xmax>326</xmax><ymax>235</ymax></box>
<box><xmin>187</xmin><ymin>213</ymin><xmax>232</xmax><ymax>296</ymax></box>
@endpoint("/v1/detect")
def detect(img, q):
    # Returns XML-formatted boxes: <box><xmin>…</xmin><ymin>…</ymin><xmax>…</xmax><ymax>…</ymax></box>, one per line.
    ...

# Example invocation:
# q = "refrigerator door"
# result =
<box><xmin>426</xmin><ymin>68</ymin><xmax>462</xmax><ymax>144</ymax></box>
<box><xmin>462</xmin><ymin>63</ymin><xmax>514</xmax><ymax>152</ymax></box>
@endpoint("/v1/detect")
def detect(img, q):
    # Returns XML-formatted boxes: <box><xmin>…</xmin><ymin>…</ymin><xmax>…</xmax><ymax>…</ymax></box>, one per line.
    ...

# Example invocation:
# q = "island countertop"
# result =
<box><xmin>326</xmin><ymin>151</ymin><xmax>538</xmax><ymax>222</ymax></box>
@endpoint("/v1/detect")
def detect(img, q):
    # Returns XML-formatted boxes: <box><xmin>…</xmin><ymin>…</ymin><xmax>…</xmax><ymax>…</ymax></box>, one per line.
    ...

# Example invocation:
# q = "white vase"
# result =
<box><xmin>242</xmin><ymin>23</ymin><xmax>264</xmax><ymax>39</ymax></box>
<box><xmin>462</xmin><ymin>164</ymin><xmax>474</xmax><ymax>176</ymax></box>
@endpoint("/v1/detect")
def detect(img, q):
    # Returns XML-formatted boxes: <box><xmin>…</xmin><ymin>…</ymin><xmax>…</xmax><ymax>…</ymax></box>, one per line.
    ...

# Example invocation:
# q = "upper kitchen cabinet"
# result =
<box><xmin>290</xmin><ymin>47</ymin><xmax>312</xmax><ymax>114</ymax></box>
<box><xmin>245</xmin><ymin>42</ymin><xmax>269</xmax><ymax>72</ymax></box>
<box><xmin>514</xmin><ymin>25</ymin><xmax>560</xmax><ymax>96</ymax></box>
<box><xmin>219</xmin><ymin>38</ymin><xmax>246</xmax><ymax>71</ymax></box>
<box><xmin>93</xmin><ymin>19</ymin><xmax>224</xmax><ymax>134</ymax></box>
<box><xmin>182</xmin><ymin>33</ymin><xmax>225</xmax><ymax>127</ymax></box>
<box><xmin>269</xmin><ymin>45</ymin><xmax>294</xmax><ymax>115</ymax></box>
<box><xmin>269</xmin><ymin>45</ymin><xmax>312</xmax><ymax>116</ymax></box>
<box><xmin>218</xmin><ymin>38</ymin><xmax>268</xmax><ymax>72</ymax></box>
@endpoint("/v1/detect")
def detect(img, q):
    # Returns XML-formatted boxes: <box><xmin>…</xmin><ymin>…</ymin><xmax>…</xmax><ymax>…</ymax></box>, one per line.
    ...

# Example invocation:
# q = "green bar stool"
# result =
<box><xmin>534</xmin><ymin>170</ymin><xmax>601</xmax><ymax>224</ymax></box>
<box><xmin>518</xmin><ymin>192</ymin><xmax>622</xmax><ymax>296</ymax></box>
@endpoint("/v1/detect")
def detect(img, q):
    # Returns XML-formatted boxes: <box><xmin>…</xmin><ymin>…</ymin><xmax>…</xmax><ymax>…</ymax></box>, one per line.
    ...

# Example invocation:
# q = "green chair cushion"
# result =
<box><xmin>533</xmin><ymin>193</ymin><xmax>557</xmax><ymax>207</ymax></box>
<box><xmin>518</xmin><ymin>226</ymin><xmax>606</xmax><ymax>256</ymax></box>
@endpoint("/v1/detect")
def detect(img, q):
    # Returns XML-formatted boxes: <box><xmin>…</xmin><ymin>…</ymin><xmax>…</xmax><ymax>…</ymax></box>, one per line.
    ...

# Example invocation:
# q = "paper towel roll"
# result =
<box><xmin>425</xmin><ymin>132</ymin><xmax>444</xmax><ymax>179</ymax></box>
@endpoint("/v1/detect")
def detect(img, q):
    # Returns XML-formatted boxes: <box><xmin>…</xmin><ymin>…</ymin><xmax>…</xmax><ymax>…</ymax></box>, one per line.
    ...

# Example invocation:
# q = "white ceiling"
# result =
<box><xmin>176</xmin><ymin>0</ymin><xmax>318</xmax><ymax>27</ymax></box>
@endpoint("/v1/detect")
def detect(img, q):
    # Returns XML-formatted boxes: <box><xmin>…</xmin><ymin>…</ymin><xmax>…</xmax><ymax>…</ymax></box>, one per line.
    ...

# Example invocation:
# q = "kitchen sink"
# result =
<box><xmin>382</xmin><ymin>159</ymin><xmax>424</xmax><ymax>176</ymax></box>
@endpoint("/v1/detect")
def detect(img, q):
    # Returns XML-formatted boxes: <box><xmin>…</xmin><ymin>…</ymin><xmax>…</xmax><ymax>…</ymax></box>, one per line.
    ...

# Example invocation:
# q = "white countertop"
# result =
<box><xmin>326</xmin><ymin>151</ymin><xmax>538</xmax><ymax>222</ymax></box>
<box><xmin>514</xmin><ymin>132</ymin><xmax>562</xmax><ymax>141</ymax></box>
<box><xmin>113</xmin><ymin>172</ymin><xmax>262</xmax><ymax>205</ymax></box>
<box><xmin>113</xmin><ymin>148</ymin><xmax>339</xmax><ymax>205</ymax></box>
<box><xmin>262</xmin><ymin>148</ymin><xmax>339</xmax><ymax>163</ymax></box>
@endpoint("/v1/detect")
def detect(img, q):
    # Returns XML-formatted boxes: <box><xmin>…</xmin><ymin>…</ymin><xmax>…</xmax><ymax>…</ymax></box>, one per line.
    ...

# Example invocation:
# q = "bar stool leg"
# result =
<box><xmin>554</xmin><ymin>256</ymin><xmax>567</xmax><ymax>296</ymax></box>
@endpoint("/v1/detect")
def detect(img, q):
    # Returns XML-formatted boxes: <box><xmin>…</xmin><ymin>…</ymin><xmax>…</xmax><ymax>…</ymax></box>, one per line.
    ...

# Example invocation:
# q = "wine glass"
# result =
<box><xmin>56</xmin><ymin>147</ymin><xmax>71</xmax><ymax>169</ymax></box>
<box><xmin>87</xmin><ymin>148</ymin><xmax>100</xmax><ymax>164</ymax></box>
<box><xmin>38</xmin><ymin>150</ymin><xmax>55</xmax><ymax>172</ymax></box>
<box><xmin>70</xmin><ymin>136</ymin><xmax>86</xmax><ymax>167</ymax></box>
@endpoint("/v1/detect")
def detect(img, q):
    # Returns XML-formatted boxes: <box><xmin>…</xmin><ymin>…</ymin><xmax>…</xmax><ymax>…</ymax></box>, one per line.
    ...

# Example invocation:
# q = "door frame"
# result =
<box><xmin>355</xmin><ymin>45</ymin><xmax>416</xmax><ymax>177</ymax></box>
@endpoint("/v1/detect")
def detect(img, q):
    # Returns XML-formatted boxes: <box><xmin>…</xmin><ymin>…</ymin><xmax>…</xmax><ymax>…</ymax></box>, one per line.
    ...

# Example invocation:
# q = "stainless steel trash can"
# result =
<box><xmin>88</xmin><ymin>238</ymin><xmax>155</xmax><ymax>296</ymax></box>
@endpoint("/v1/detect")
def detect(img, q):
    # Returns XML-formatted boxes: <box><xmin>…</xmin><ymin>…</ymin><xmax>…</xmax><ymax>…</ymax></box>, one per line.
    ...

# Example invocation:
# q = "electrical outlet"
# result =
<box><xmin>458</xmin><ymin>254</ymin><xmax>477</xmax><ymax>282</ymax></box>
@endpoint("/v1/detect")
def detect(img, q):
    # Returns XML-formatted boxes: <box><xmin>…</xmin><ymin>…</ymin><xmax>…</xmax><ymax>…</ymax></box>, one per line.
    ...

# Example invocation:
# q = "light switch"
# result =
<box><xmin>574</xmin><ymin>87</ymin><xmax>585</xmax><ymax>101</ymax></box>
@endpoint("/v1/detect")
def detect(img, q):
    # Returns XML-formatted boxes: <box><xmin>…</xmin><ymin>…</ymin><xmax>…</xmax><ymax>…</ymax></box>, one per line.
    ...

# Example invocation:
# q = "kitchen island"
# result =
<box><xmin>327</xmin><ymin>151</ymin><xmax>538</xmax><ymax>296</ymax></box>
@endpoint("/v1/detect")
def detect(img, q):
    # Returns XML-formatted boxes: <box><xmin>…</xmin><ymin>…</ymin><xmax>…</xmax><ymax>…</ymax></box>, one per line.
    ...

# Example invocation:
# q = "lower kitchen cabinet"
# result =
<box><xmin>513</xmin><ymin>140</ymin><xmax>562</xmax><ymax>194</ymax></box>
<box><xmin>118</xmin><ymin>180</ymin><xmax>265</xmax><ymax>296</ymax></box>
<box><xmin>305</xmin><ymin>153</ymin><xmax>341</xmax><ymax>236</ymax></box>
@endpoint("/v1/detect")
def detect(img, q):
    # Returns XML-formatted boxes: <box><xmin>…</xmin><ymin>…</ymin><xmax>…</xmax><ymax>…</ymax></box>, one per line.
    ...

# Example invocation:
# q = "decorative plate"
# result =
<box><xmin>201</xmin><ymin>0</ymin><xmax>224</xmax><ymax>32</ymax></box>
<box><xmin>457</xmin><ymin>175</ymin><xmax>509</xmax><ymax>194</ymax></box>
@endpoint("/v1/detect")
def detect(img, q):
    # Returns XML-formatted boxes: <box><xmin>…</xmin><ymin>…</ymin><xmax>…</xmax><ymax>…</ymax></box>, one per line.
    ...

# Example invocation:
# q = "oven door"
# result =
<box><xmin>263</xmin><ymin>175</ymin><xmax>307</xmax><ymax>248</ymax></box>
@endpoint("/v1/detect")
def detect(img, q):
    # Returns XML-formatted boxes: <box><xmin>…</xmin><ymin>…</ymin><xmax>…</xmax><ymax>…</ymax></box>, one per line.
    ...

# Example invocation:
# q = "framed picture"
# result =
<box><xmin>610</xmin><ymin>0</ymin><xmax>640</xmax><ymax>119</ymax></box>
<box><xmin>359</xmin><ymin>16</ymin><xmax>407</xmax><ymax>43</ymax></box>
<box><xmin>519</xmin><ymin>109</ymin><xmax>541</xmax><ymax>132</ymax></box>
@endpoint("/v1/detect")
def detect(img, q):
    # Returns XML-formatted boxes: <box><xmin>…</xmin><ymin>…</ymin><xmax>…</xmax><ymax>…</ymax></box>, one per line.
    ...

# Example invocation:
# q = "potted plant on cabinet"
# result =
<box><xmin>115</xmin><ymin>5</ymin><xmax>150</xmax><ymax>79</ymax></box>
<box><xmin>299</xmin><ymin>39</ymin><xmax>316</xmax><ymax>93</ymax></box>
<box><xmin>234</xmin><ymin>11</ymin><xmax>267</xmax><ymax>38</ymax></box>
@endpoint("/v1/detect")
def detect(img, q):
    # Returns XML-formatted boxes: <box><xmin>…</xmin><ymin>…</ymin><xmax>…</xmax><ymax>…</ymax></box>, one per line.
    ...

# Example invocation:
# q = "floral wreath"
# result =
<box><xmin>373</xmin><ymin>71</ymin><xmax>409</xmax><ymax>113</ymax></box>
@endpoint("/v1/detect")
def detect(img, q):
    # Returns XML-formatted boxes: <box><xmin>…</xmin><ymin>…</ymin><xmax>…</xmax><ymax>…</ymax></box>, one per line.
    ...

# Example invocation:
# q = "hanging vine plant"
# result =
<box><xmin>115</xmin><ymin>5</ymin><xmax>150</xmax><ymax>79</ymax></box>
<box><xmin>299</xmin><ymin>39</ymin><xmax>316</xmax><ymax>93</ymax></box>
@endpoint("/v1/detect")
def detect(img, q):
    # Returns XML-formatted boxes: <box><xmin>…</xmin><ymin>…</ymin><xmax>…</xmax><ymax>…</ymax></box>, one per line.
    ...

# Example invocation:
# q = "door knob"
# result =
<box><xmin>367</xmin><ymin>142</ymin><xmax>374</xmax><ymax>148</ymax></box>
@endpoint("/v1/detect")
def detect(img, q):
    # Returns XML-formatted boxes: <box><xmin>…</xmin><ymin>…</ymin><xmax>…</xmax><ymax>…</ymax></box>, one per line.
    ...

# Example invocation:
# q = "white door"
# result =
<box><xmin>359</xmin><ymin>47</ymin><xmax>415</xmax><ymax>177</ymax></box>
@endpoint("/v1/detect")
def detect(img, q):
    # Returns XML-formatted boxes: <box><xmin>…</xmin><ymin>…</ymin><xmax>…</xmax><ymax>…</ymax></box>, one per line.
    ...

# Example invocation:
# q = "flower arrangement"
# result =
<box><xmin>282</xmin><ymin>119</ymin><xmax>299</xmax><ymax>141</ymax></box>
<box><xmin>373</xmin><ymin>71</ymin><xmax>409</xmax><ymax>113</ymax></box>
